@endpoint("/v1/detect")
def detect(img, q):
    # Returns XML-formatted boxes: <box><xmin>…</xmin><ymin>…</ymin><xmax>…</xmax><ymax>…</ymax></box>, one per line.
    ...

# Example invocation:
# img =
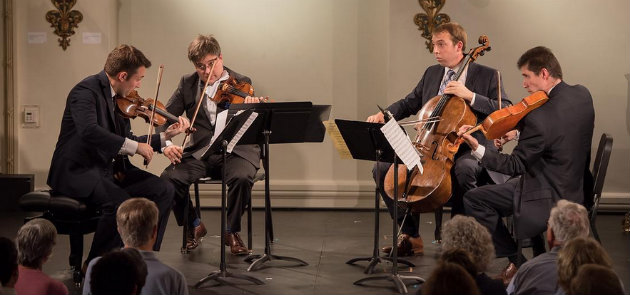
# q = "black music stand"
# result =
<box><xmin>230</xmin><ymin>102</ymin><xmax>330</xmax><ymax>272</ymax></box>
<box><xmin>340</xmin><ymin>119</ymin><xmax>424</xmax><ymax>294</ymax></box>
<box><xmin>195</xmin><ymin>110</ymin><xmax>264</xmax><ymax>288</ymax></box>
<box><xmin>335</xmin><ymin>119</ymin><xmax>415</xmax><ymax>275</ymax></box>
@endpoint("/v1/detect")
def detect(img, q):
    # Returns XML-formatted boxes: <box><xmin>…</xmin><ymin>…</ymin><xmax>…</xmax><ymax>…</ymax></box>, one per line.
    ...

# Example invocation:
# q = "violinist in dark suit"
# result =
<box><xmin>160</xmin><ymin>34</ymin><xmax>265</xmax><ymax>255</ymax></box>
<box><xmin>458</xmin><ymin>46</ymin><xmax>595</xmax><ymax>283</ymax></box>
<box><xmin>366</xmin><ymin>22</ymin><xmax>511</xmax><ymax>256</ymax></box>
<box><xmin>47</xmin><ymin>45</ymin><xmax>190</xmax><ymax>263</ymax></box>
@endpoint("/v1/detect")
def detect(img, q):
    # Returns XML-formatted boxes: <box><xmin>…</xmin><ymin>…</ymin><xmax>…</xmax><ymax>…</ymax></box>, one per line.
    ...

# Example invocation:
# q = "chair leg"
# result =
<box><xmin>247</xmin><ymin>195</ymin><xmax>253</xmax><ymax>250</ymax></box>
<box><xmin>182</xmin><ymin>190</ymin><xmax>191</xmax><ymax>254</ymax></box>
<box><xmin>194</xmin><ymin>182</ymin><xmax>202</xmax><ymax>219</ymax></box>
<box><xmin>591</xmin><ymin>220</ymin><xmax>601</xmax><ymax>243</ymax></box>
<box><xmin>434</xmin><ymin>206</ymin><xmax>443</xmax><ymax>242</ymax></box>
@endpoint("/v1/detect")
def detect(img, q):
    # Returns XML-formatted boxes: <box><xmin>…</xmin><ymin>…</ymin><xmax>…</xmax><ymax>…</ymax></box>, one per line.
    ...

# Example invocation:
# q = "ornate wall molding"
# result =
<box><xmin>46</xmin><ymin>0</ymin><xmax>82</xmax><ymax>50</ymax></box>
<box><xmin>413</xmin><ymin>0</ymin><xmax>451</xmax><ymax>53</ymax></box>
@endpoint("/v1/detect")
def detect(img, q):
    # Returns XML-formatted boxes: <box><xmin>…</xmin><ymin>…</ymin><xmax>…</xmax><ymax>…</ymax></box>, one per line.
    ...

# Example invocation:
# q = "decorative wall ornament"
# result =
<box><xmin>45</xmin><ymin>0</ymin><xmax>83</xmax><ymax>50</ymax></box>
<box><xmin>413</xmin><ymin>0</ymin><xmax>451</xmax><ymax>53</ymax></box>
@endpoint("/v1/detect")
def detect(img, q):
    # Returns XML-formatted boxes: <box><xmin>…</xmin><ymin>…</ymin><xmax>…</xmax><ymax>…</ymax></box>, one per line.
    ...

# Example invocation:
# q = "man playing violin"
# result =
<box><xmin>457</xmin><ymin>46</ymin><xmax>594</xmax><ymax>284</ymax></box>
<box><xmin>160</xmin><ymin>34</ymin><xmax>265</xmax><ymax>254</ymax></box>
<box><xmin>366</xmin><ymin>22</ymin><xmax>510</xmax><ymax>256</ymax></box>
<box><xmin>47</xmin><ymin>45</ymin><xmax>190</xmax><ymax>265</ymax></box>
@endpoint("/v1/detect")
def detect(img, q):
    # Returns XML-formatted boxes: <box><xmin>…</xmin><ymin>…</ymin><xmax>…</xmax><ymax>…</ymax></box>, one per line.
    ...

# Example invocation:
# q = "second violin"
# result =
<box><xmin>115</xmin><ymin>90</ymin><xmax>179</xmax><ymax>126</ymax></box>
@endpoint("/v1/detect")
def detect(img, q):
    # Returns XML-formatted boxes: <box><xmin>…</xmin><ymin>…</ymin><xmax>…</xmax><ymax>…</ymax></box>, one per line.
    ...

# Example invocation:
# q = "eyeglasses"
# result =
<box><xmin>194</xmin><ymin>56</ymin><xmax>219</xmax><ymax>71</ymax></box>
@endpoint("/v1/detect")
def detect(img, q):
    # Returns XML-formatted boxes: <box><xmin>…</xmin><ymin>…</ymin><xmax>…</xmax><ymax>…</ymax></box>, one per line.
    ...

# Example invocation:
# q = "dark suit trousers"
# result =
<box><xmin>87</xmin><ymin>167</ymin><xmax>174</xmax><ymax>261</ymax></box>
<box><xmin>463</xmin><ymin>178</ymin><xmax>519</xmax><ymax>259</ymax></box>
<box><xmin>161</xmin><ymin>152</ymin><xmax>256</xmax><ymax>233</ymax></box>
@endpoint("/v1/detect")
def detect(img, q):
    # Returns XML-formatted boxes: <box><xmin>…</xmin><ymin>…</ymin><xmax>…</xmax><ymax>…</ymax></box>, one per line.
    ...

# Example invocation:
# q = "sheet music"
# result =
<box><xmin>324</xmin><ymin>120</ymin><xmax>352</xmax><ymax>159</ymax></box>
<box><xmin>380</xmin><ymin>119</ymin><xmax>423</xmax><ymax>173</ymax></box>
<box><xmin>226</xmin><ymin>112</ymin><xmax>258</xmax><ymax>153</ymax></box>
<box><xmin>194</xmin><ymin>110</ymin><xmax>229</xmax><ymax>159</ymax></box>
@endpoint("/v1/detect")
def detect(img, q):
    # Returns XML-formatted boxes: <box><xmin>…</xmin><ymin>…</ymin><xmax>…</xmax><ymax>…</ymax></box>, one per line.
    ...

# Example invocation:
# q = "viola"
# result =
<box><xmin>451</xmin><ymin>90</ymin><xmax>548</xmax><ymax>146</ymax></box>
<box><xmin>383</xmin><ymin>35</ymin><xmax>492</xmax><ymax>213</ymax></box>
<box><xmin>115</xmin><ymin>90</ymin><xmax>179</xmax><ymax>126</ymax></box>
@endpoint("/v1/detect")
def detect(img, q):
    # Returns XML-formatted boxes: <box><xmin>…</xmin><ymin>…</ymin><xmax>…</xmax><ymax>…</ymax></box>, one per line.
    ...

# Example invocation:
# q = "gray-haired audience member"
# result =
<box><xmin>90</xmin><ymin>248</ymin><xmax>147</xmax><ymax>295</ymax></box>
<box><xmin>0</xmin><ymin>237</ymin><xmax>19</xmax><ymax>293</ymax></box>
<box><xmin>14</xmin><ymin>219</ymin><xmax>68</xmax><ymax>295</ymax></box>
<box><xmin>569</xmin><ymin>264</ymin><xmax>624</xmax><ymax>295</ymax></box>
<box><xmin>442</xmin><ymin>215</ymin><xmax>506</xmax><ymax>295</ymax></box>
<box><xmin>84</xmin><ymin>198</ymin><xmax>188</xmax><ymax>295</ymax></box>
<box><xmin>508</xmin><ymin>200</ymin><xmax>589</xmax><ymax>295</ymax></box>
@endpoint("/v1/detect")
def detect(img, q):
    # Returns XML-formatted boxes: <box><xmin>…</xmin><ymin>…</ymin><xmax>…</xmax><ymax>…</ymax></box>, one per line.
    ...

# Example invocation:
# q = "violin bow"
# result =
<box><xmin>497</xmin><ymin>70</ymin><xmax>502</xmax><ymax>110</ymax></box>
<box><xmin>179</xmin><ymin>61</ymin><xmax>217</xmax><ymax>153</ymax></box>
<box><xmin>145</xmin><ymin>64</ymin><xmax>165</xmax><ymax>167</ymax></box>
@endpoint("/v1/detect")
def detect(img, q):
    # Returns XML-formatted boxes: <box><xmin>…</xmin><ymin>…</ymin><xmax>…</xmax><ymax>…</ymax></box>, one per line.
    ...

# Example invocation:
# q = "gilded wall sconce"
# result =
<box><xmin>45</xmin><ymin>0</ymin><xmax>83</xmax><ymax>50</ymax></box>
<box><xmin>414</xmin><ymin>0</ymin><xmax>451</xmax><ymax>53</ymax></box>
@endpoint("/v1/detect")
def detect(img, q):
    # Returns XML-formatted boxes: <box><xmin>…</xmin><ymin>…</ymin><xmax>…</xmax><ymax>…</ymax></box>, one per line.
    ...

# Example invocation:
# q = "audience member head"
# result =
<box><xmin>547</xmin><ymin>200</ymin><xmax>589</xmax><ymax>248</ymax></box>
<box><xmin>16</xmin><ymin>219</ymin><xmax>57</xmax><ymax>269</ymax></box>
<box><xmin>441</xmin><ymin>215</ymin><xmax>494</xmax><ymax>272</ymax></box>
<box><xmin>90</xmin><ymin>248</ymin><xmax>147</xmax><ymax>295</ymax></box>
<box><xmin>557</xmin><ymin>237</ymin><xmax>612</xmax><ymax>292</ymax></box>
<box><xmin>0</xmin><ymin>237</ymin><xmax>18</xmax><ymax>288</ymax></box>
<box><xmin>438</xmin><ymin>248</ymin><xmax>478</xmax><ymax>278</ymax></box>
<box><xmin>569</xmin><ymin>264</ymin><xmax>624</xmax><ymax>295</ymax></box>
<box><xmin>420</xmin><ymin>262</ymin><xmax>480</xmax><ymax>295</ymax></box>
<box><xmin>116</xmin><ymin>197</ymin><xmax>159</xmax><ymax>250</ymax></box>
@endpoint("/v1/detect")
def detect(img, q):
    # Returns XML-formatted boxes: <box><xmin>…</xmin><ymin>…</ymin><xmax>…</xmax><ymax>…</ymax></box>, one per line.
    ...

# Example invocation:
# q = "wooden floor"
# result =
<box><xmin>1</xmin><ymin>209</ymin><xmax>629</xmax><ymax>294</ymax></box>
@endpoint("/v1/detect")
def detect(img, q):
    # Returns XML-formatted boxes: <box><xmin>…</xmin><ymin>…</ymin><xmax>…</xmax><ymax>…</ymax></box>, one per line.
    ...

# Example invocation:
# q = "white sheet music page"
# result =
<box><xmin>380</xmin><ymin>119</ymin><xmax>423</xmax><ymax>173</ymax></box>
<box><xmin>226</xmin><ymin>111</ymin><xmax>258</xmax><ymax>153</ymax></box>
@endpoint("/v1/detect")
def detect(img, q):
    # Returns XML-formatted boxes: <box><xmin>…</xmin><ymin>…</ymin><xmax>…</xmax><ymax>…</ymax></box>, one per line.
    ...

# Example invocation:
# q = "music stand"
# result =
<box><xmin>334</xmin><ymin>119</ymin><xmax>415</xmax><ymax>275</ymax></box>
<box><xmin>195</xmin><ymin>110</ymin><xmax>264</xmax><ymax>288</ymax></box>
<box><xmin>230</xmin><ymin>102</ymin><xmax>330</xmax><ymax>271</ymax></box>
<box><xmin>337</xmin><ymin>119</ymin><xmax>424</xmax><ymax>294</ymax></box>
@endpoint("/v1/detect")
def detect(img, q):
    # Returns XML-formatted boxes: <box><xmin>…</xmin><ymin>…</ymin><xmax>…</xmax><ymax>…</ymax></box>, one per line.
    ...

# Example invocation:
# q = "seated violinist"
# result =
<box><xmin>160</xmin><ymin>34</ymin><xmax>266</xmax><ymax>255</ymax></box>
<box><xmin>458</xmin><ymin>46</ymin><xmax>595</xmax><ymax>284</ymax></box>
<box><xmin>47</xmin><ymin>44</ymin><xmax>190</xmax><ymax>266</ymax></box>
<box><xmin>366</xmin><ymin>22</ymin><xmax>510</xmax><ymax>256</ymax></box>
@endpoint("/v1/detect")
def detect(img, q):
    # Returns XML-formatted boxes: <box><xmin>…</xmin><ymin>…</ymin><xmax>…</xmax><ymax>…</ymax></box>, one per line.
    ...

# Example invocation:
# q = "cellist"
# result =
<box><xmin>47</xmin><ymin>45</ymin><xmax>190</xmax><ymax>267</ymax></box>
<box><xmin>366</xmin><ymin>23</ymin><xmax>510</xmax><ymax>256</ymax></box>
<box><xmin>457</xmin><ymin>46</ymin><xmax>595</xmax><ymax>284</ymax></box>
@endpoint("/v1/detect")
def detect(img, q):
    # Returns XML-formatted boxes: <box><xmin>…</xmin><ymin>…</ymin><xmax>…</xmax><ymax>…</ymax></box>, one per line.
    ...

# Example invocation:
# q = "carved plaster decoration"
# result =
<box><xmin>413</xmin><ymin>0</ymin><xmax>451</xmax><ymax>53</ymax></box>
<box><xmin>45</xmin><ymin>0</ymin><xmax>83</xmax><ymax>50</ymax></box>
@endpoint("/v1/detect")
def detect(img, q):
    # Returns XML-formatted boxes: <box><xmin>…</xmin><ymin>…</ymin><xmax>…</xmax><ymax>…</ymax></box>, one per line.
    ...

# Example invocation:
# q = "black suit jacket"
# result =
<box><xmin>47</xmin><ymin>71</ymin><xmax>161</xmax><ymax>198</ymax></box>
<box><xmin>481</xmin><ymin>81</ymin><xmax>595</xmax><ymax>238</ymax></box>
<box><xmin>164</xmin><ymin>67</ymin><xmax>260</xmax><ymax>168</ymax></box>
<box><xmin>387</xmin><ymin>62</ymin><xmax>511</xmax><ymax>150</ymax></box>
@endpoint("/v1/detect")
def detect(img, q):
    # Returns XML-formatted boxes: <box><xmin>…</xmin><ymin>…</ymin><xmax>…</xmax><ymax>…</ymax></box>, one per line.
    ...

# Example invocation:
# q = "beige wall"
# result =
<box><xmin>11</xmin><ymin>0</ymin><xmax>630</xmax><ymax>208</ymax></box>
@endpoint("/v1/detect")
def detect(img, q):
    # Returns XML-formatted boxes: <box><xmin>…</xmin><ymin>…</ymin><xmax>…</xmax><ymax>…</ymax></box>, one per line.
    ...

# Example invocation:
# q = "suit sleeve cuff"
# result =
<box><xmin>471</xmin><ymin>144</ymin><xmax>485</xmax><ymax>161</ymax></box>
<box><xmin>119</xmin><ymin>138</ymin><xmax>138</xmax><ymax>156</ymax></box>
<box><xmin>470</xmin><ymin>93</ymin><xmax>476</xmax><ymax>105</ymax></box>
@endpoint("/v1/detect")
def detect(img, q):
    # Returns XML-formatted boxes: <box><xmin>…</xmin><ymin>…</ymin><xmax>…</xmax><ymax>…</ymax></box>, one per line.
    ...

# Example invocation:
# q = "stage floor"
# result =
<box><xmin>2</xmin><ymin>209</ymin><xmax>628</xmax><ymax>294</ymax></box>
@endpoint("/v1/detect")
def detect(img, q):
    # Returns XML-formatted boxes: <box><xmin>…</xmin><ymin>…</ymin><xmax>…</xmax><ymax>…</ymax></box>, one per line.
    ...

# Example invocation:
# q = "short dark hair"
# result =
<box><xmin>187</xmin><ymin>34</ymin><xmax>221</xmax><ymax>64</ymax></box>
<box><xmin>569</xmin><ymin>264</ymin><xmax>624</xmax><ymax>295</ymax></box>
<box><xmin>421</xmin><ymin>262</ymin><xmax>481</xmax><ymax>295</ymax></box>
<box><xmin>104</xmin><ymin>44</ymin><xmax>151</xmax><ymax>80</ymax></box>
<box><xmin>433</xmin><ymin>22</ymin><xmax>467</xmax><ymax>51</ymax></box>
<box><xmin>439</xmin><ymin>248</ymin><xmax>478</xmax><ymax>277</ymax></box>
<box><xmin>0</xmin><ymin>237</ymin><xmax>18</xmax><ymax>286</ymax></box>
<box><xmin>90</xmin><ymin>248</ymin><xmax>147</xmax><ymax>295</ymax></box>
<box><xmin>517</xmin><ymin>46</ymin><xmax>563</xmax><ymax>79</ymax></box>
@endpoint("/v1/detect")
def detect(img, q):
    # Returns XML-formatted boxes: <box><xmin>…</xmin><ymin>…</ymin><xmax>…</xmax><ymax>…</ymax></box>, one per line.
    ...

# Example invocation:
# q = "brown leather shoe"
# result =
<box><xmin>382</xmin><ymin>234</ymin><xmax>424</xmax><ymax>256</ymax></box>
<box><xmin>224</xmin><ymin>232</ymin><xmax>249</xmax><ymax>255</ymax></box>
<box><xmin>495</xmin><ymin>262</ymin><xmax>518</xmax><ymax>286</ymax></box>
<box><xmin>194</xmin><ymin>221</ymin><xmax>207</xmax><ymax>242</ymax></box>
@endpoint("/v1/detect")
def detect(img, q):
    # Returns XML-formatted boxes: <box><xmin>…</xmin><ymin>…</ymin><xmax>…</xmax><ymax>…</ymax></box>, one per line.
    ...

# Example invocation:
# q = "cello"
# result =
<box><xmin>383</xmin><ymin>35</ymin><xmax>491</xmax><ymax>213</ymax></box>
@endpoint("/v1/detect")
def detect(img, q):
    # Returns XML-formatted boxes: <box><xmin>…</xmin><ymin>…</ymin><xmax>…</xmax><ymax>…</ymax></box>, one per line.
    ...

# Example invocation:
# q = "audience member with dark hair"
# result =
<box><xmin>83</xmin><ymin>198</ymin><xmax>188</xmax><ymax>295</ymax></box>
<box><xmin>568</xmin><ymin>264</ymin><xmax>624</xmax><ymax>295</ymax></box>
<box><xmin>557</xmin><ymin>237</ymin><xmax>613</xmax><ymax>295</ymax></box>
<box><xmin>14</xmin><ymin>219</ymin><xmax>68</xmax><ymax>295</ymax></box>
<box><xmin>420</xmin><ymin>262</ymin><xmax>481</xmax><ymax>295</ymax></box>
<box><xmin>0</xmin><ymin>237</ymin><xmax>19</xmax><ymax>294</ymax></box>
<box><xmin>508</xmin><ymin>200</ymin><xmax>590</xmax><ymax>295</ymax></box>
<box><xmin>441</xmin><ymin>215</ymin><xmax>506</xmax><ymax>295</ymax></box>
<box><xmin>90</xmin><ymin>248</ymin><xmax>147</xmax><ymax>295</ymax></box>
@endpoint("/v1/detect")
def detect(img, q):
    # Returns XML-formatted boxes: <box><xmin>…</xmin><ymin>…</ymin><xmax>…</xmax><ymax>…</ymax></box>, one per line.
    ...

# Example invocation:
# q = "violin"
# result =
<box><xmin>115</xmin><ymin>90</ymin><xmax>179</xmax><ymax>126</ymax></box>
<box><xmin>451</xmin><ymin>90</ymin><xmax>548</xmax><ymax>145</ymax></box>
<box><xmin>383</xmin><ymin>35</ymin><xmax>492</xmax><ymax>213</ymax></box>
<box><xmin>211</xmin><ymin>76</ymin><xmax>255</xmax><ymax>105</ymax></box>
